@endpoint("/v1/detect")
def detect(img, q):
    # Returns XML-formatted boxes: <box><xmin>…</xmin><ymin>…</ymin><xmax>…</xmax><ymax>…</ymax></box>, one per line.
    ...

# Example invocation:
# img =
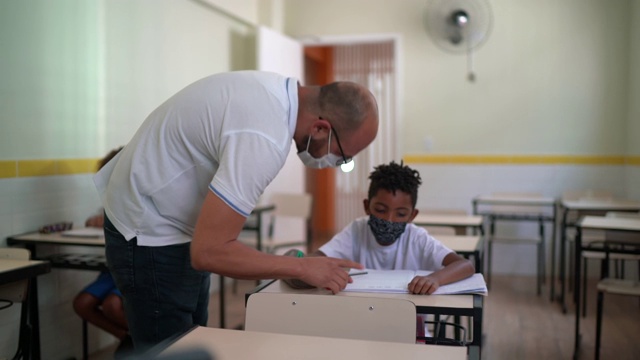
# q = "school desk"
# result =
<box><xmin>572</xmin><ymin>215</ymin><xmax>640</xmax><ymax>359</ymax></box>
<box><xmin>247</xmin><ymin>279</ymin><xmax>484</xmax><ymax>358</ymax></box>
<box><xmin>1</xmin><ymin>258</ymin><xmax>51</xmax><ymax>360</ymax></box>
<box><xmin>557</xmin><ymin>198</ymin><xmax>640</xmax><ymax>312</ymax></box>
<box><xmin>437</xmin><ymin>234</ymin><xmax>483</xmax><ymax>272</ymax></box>
<box><xmin>7</xmin><ymin>230</ymin><xmax>107</xmax><ymax>359</ymax></box>
<box><xmin>149</xmin><ymin>326</ymin><xmax>468</xmax><ymax>360</ymax></box>
<box><xmin>413</xmin><ymin>213</ymin><xmax>485</xmax><ymax>236</ymax></box>
<box><xmin>472</xmin><ymin>194</ymin><xmax>557</xmax><ymax>295</ymax></box>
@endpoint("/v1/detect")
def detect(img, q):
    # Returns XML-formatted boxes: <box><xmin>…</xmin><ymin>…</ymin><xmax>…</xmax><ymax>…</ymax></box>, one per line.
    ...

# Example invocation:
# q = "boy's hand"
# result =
<box><xmin>408</xmin><ymin>275</ymin><xmax>440</xmax><ymax>295</ymax></box>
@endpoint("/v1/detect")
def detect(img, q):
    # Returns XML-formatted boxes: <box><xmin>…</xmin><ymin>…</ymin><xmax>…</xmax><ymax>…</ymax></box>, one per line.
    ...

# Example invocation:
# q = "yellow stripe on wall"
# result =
<box><xmin>0</xmin><ymin>158</ymin><xmax>100</xmax><ymax>179</ymax></box>
<box><xmin>403</xmin><ymin>154</ymin><xmax>631</xmax><ymax>165</ymax></box>
<box><xmin>0</xmin><ymin>161</ymin><xmax>17</xmax><ymax>178</ymax></box>
<box><xmin>628</xmin><ymin>156</ymin><xmax>640</xmax><ymax>166</ymax></box>
<box><xmin>0</xmin><ymin>155</ymin><xmax>638</xmax><ymax>179</ymax></box>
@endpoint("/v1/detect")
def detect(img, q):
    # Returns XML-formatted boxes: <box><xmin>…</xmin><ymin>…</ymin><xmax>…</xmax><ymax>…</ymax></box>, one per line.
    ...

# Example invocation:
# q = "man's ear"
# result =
<box><xmin>408</xmin><ymin>208</ymin><xmax>419</xmax><ymax>223</ymax></box>
<box><xmin>310</xmin><ymin>118</ymin><xmax>332</xmax><ymax>141</ymax></box>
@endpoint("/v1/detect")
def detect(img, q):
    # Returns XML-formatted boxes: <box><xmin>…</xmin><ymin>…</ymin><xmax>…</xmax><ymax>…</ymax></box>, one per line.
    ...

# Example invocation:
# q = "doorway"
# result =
<box><xmin>303</xmin><ymin>37</ymin><xmax>400</xmax><ymax>251</ymax></box>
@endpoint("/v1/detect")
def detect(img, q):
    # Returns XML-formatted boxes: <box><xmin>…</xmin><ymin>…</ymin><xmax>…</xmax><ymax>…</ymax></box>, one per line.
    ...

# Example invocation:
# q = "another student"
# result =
<box><xmin>73</xmin><ymin>147</ymin><xmax>132</xmax><ymax>357</ymax></box>
<box><xmin>289</xmin><ymin>160</ymin><xmax>475</xmax><ymax>294</ymax></box>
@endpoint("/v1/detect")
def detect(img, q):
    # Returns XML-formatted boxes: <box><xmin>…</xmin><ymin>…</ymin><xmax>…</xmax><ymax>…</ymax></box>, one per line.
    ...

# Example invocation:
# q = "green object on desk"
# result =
<box><xmin>284</xmin><ymin>249</ymin><xmax>304</xmax><ymax>258</ymax></box>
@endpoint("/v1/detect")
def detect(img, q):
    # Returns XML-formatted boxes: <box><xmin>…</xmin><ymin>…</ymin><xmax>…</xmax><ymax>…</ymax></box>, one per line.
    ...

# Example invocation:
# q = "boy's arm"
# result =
<box><xmin>408</xmin><ymin>252</ymin><xmax>475</xmax><ymax>295</ymax></box>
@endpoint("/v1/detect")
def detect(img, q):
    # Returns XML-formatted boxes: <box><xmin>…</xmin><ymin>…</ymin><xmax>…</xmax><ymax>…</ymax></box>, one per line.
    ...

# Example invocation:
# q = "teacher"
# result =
<box><xmin>94</xmin><ymin>71</ymin><xmax>379</xmax><ymax>351</ymax></box>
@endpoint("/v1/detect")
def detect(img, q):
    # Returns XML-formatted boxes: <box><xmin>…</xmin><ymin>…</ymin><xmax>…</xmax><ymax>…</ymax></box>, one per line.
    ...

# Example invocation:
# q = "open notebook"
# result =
<box><xmin>344</xmin><ymin>270</ymin><xmax>488</xmax><ymax>296</ymax></box>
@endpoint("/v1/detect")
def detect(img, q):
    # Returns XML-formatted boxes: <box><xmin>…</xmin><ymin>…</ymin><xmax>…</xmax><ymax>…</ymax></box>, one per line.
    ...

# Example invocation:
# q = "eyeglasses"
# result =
<box><xmin>330</xmin><ymin>126</ymin><xmax>352</xmax><ymax>166</ymax></box>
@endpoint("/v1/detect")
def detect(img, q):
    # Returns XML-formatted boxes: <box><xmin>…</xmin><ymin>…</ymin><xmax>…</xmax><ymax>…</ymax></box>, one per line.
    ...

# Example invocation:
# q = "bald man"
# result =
<box><xmin>95</xmin><ymin>71</ymin><xmax>378</xmax><ymax>351</ymax></box>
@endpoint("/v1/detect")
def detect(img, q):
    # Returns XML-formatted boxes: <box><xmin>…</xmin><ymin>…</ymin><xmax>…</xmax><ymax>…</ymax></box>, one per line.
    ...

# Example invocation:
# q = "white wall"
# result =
<box><xmin>283</xmin><ymin>0</ymin><xmax>638</xmax><ymax>277</ymax></box>
<box><xmin>0</xmin><ymin>0</ymin><xmax>255</xmax><ymax>358</ymax></box>
<box><xmin>284</xmin><ymin>0</ymin><xmax>632</xmax><ymax>156</ymax></box>
<box><xmin>627</xmin><ymin>0</ymin><xmax>640</xmax><ymax>199</ymax></box>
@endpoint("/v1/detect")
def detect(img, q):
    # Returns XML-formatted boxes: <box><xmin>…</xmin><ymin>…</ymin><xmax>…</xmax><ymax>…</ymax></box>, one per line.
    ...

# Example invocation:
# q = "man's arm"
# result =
<box><xmin>408</xmin><ymin>252</ymin><xmax>475</xmax><ymax>295</ymax></box>
<box><xmin>190</xmin><ymin>191</ymin><xmax>363</xmax><ymax>294</ymax></box>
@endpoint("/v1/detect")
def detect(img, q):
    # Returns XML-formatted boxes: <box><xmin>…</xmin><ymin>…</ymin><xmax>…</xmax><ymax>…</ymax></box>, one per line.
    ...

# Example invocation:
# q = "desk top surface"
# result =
<box><xmin>437</xmin><ymin>235</ymin><xmax>482</xmax><ymax>252</ymax></box>
<box><xmin>160</xmin><ymin>326</ymin><xmax>467</xmax><ymax>360</ymax></box>
<box><xmin>7</xmin><ymin>230</ymin><xmax>105</xmax><ymax>246</ymax></box>
<box><xmin>473</xmin><ymin>194</ymin><xmax>557</xmax><ymax>205</ymax></box>
<box><xmin>413</xmin><ymin>214</ymin><xmax>483</xmax><ymax>227</ymax></box>
<box><xmin>256</xmin><ymin>279</ymin><xmax>475</xmax><ymax>309</ymax></box>
<box><xmin>0</xmin><ymin>259</ymin><xmax>51</xmax><ymax>284</ymax></box>
<box><xmin>578</xmin><ymin>216</ymin><xmax>640</xmax><ymax>232</ymax></box>
<box><xmin>561</xmin><ymin>198</ymin><xmax>640</xmax><ymax>211</ymax></box>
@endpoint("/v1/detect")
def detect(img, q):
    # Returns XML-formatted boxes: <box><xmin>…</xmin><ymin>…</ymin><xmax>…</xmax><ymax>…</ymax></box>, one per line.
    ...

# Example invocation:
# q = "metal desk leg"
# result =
<box><xmin>559</xmin><ymin>208</ymin><xmax>569</xmax><ymax>313</ymax></box>
<box><xmin>550</xmin><ymin>203</ymin><xmax>558</xmax><ymax>302</ymax></box>
<box><xmin>572</xmin><ymin>227</ymin><xmax>582</xmax><ymax>359</ymax></box>
<box><xmin>219</xmin><ymin>275</ymin><xmax>225</xmax><ymax>328</ymax></box>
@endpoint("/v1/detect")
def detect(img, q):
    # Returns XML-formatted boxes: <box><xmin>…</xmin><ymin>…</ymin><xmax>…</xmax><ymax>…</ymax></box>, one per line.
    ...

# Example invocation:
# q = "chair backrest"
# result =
<box><xmin>0</xmin><ymin>248</ymin><xmax>31</xmax><ymax>303</ymax></box>
<box><xmin>488</xmin><ymin>192</ymin><xmax>546</xmax><ymax>215</ymax></box>
<box><xmin>271</xmin><ymin>192</ymin><xmax>313</xmax><ymax>219</ymax></box>
<box><xmin>562</xmin><ymin>189</ymin><xmax>612</xmax><ymax>202</ymax></box>
<box><xmin>245</xmin><ymin>293</ymin><xmax>417</xmax><ymax>344</ymax></box>
<box><xmin>266</xmin><ymin>193</ymin><xmax>313</xmax><ymax>251</ymax></box>
<box><xmin>604</xmin><ymin>211</ymin><xmax>640</xmax><ymax>243</ymax></box>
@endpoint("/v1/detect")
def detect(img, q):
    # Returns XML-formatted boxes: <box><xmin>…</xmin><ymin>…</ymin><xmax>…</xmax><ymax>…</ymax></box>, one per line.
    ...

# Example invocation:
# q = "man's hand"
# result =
<box><xmin>408</xmin><ymin>275</ymin><xmax>440</xmax><ymax>295</ymax></box>
<box><xmin>85</xmin><ymin>214</ymin><xmax>104</xmax><ymax>228</ymax></box>
<box><xmin>297</xmin><ymin>257</ymin><xmax>363</xmax><ymax>294</ymax></box>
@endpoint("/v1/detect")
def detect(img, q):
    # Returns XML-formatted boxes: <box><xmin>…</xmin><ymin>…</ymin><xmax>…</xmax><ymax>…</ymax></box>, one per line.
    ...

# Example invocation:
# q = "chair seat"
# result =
<box><xmin>582</xmin><ymin>250</ymin><xmax>640</xmax><ymax>261</ymax></box>
<box><xmin>597</xmin><ymin>278</ymin><xmax>640</xmax><ymax>296</ymax></box>
<box><xmin>489</xmin><ymin>236</ymin><xmax>542</xmax><ymax>244</ymax></box>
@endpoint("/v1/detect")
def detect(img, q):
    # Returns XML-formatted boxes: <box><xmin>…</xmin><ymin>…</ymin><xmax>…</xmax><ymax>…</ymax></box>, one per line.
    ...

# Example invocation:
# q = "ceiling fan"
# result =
<box><xmin>424</xmin><ymin>0</ymin><xmax>493</xmax><ymax>82</ymax></box>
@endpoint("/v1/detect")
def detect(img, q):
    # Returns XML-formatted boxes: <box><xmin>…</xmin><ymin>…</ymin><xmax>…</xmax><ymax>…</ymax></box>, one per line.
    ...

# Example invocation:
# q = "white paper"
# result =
<box><xmin>344</xmin><ymin>269</ymin><xmax>487</xmax><ymax>296</ymax></box>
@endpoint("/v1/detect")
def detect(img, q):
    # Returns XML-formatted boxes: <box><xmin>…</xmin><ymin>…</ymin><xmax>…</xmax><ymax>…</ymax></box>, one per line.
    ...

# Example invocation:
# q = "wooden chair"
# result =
<box><xmin>239</xmin><ymin>192</ymin><xmax>313</xmax><ymax>255</ymax></box>
<box><xmin>245</xmin><ymin>292</ymin><xmax>417</xmax><ymax>344</ymax></box>
<box><xmin>562</xmin><ymin>190</ymin><xmax>612</xmax><ymax>292</ymax></box>
<box><xmin>581</xmin><ymin>211</ymin><xmax>640</xmax><ymax>317</ymax></box>
<box><xmin>419</xmin><ymin>208</ymin><xmax>469</xmax><ymax>235</ymax></box>
<box><xmin>0</xmin><ymin>248</ymin><xmax>32</xmax><ymax>360</ymax></box>
<box><xmin>595</xmin><ymin>253</ymin><xmax>640</xmax><ymax>359</ymax></box>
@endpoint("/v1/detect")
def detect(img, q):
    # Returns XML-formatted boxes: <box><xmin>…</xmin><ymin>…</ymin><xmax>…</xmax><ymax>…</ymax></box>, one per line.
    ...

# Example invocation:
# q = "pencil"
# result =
<box><xmin>349</xmin><ymin>271</ymin><xmax>368</xmax><ymax>276</ymax></box>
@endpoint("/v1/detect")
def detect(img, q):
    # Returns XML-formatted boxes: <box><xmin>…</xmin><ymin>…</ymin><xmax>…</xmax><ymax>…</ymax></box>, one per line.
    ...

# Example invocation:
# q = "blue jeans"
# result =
<box><xmin>104</xmin><ymin>214</ymin><xmax>210</xmax><ymax>352</ymax></box>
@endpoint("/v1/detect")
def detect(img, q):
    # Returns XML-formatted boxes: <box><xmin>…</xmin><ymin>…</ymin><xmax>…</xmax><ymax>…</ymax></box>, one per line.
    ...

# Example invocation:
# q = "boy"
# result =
<box><xmin>287</xmin><ymin>160</ymin><xmax>474</xmax><ymax>294</ymax></box>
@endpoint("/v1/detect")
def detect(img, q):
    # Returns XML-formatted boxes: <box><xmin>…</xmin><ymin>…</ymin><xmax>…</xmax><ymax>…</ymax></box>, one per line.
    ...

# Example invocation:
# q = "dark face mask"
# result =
<box><xmin>368</xmin><ymin>215</ymin><xmax>407</xmax><ymax>246</ymax></box>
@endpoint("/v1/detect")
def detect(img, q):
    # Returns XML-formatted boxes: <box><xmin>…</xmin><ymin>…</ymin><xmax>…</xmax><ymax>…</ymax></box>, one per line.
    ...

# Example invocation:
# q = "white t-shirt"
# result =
<box><xmin>94</xmin><ymin>71</ymin><xmax>298</xmax><ymax>246</ymax></box>
<box><xmin>319</xmin><ymin>216</ymin><xmax>453</xmax><ymax>271</ymax></box>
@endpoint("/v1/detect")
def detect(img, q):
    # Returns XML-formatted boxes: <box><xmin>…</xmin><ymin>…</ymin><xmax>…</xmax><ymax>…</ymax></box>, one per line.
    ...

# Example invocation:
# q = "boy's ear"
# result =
<box><xmin>363</xmin><ymin>199</ymin><xmax>371</xmax><ymax>215</ymax></box>
<box><xmin>407</xmin><ymin>208</ymin><xmax>419</xmax><ymax>223</ymax></box>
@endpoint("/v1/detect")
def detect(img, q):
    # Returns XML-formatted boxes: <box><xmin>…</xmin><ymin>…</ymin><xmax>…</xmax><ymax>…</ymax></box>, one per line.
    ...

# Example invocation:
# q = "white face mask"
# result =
<box><xmin>297</xmin><ymin>130</ymin><xmax>344</xmax><ymax>169</ymax></box>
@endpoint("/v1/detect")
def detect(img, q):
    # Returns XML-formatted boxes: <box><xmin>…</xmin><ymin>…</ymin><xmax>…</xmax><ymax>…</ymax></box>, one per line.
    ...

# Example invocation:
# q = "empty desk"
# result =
<box><xmin>151</xmin><ymin>326</ymin><xmax>468</xmax><ymax>360</ymax></box>
<box><xmin>572</xmin><ymin>215</ymin><xmax>640</xmax><ymax>359</ymax></box>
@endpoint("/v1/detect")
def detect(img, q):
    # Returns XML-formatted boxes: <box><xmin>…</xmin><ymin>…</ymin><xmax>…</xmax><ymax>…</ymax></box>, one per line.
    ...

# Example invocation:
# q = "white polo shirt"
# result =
<box><xmin>319</xmin><ymin>216</ymin><xmax>453</xmax><ymax>271</ymax></box>
<box><xmin>94</xmin><ymin>71</ymin><xmax>298</xmax><ymax>246</ymax></box>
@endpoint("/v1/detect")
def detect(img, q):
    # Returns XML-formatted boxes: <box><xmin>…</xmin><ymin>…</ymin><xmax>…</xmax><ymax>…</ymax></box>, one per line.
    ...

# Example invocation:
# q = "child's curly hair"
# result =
<box><xmin>367</xmin><ymin>161</ymin><xmax>422</xmax><ymax>207</ymax></box>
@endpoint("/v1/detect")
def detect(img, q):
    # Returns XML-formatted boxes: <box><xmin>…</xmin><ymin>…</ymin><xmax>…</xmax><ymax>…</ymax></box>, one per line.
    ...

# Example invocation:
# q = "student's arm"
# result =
<box><xmin>408</xmin><ymin>253</ymin><xmax>475</xmax><ymax>295</ymax></box>
<box><xmin>191</xmin><ymin>191</ymin><xmax>363</xmax><ymax>294</ymax></box>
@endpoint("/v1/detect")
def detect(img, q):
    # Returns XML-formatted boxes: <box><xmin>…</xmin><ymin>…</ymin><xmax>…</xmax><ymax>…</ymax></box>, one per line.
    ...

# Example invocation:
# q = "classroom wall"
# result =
<box><xmin>628</xmin><ymin>0</ymin><xmax>640</xmax><ymax>200</ymax></box>
<box><xmin>0</xmin><ymin>0</ymin><xmax>256</xmax><ymax>358</ymax></box>
<box><xmin>283</xmin><ymin>0</ymin><xmax>638</xmax><ymax>276</ymax></box>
